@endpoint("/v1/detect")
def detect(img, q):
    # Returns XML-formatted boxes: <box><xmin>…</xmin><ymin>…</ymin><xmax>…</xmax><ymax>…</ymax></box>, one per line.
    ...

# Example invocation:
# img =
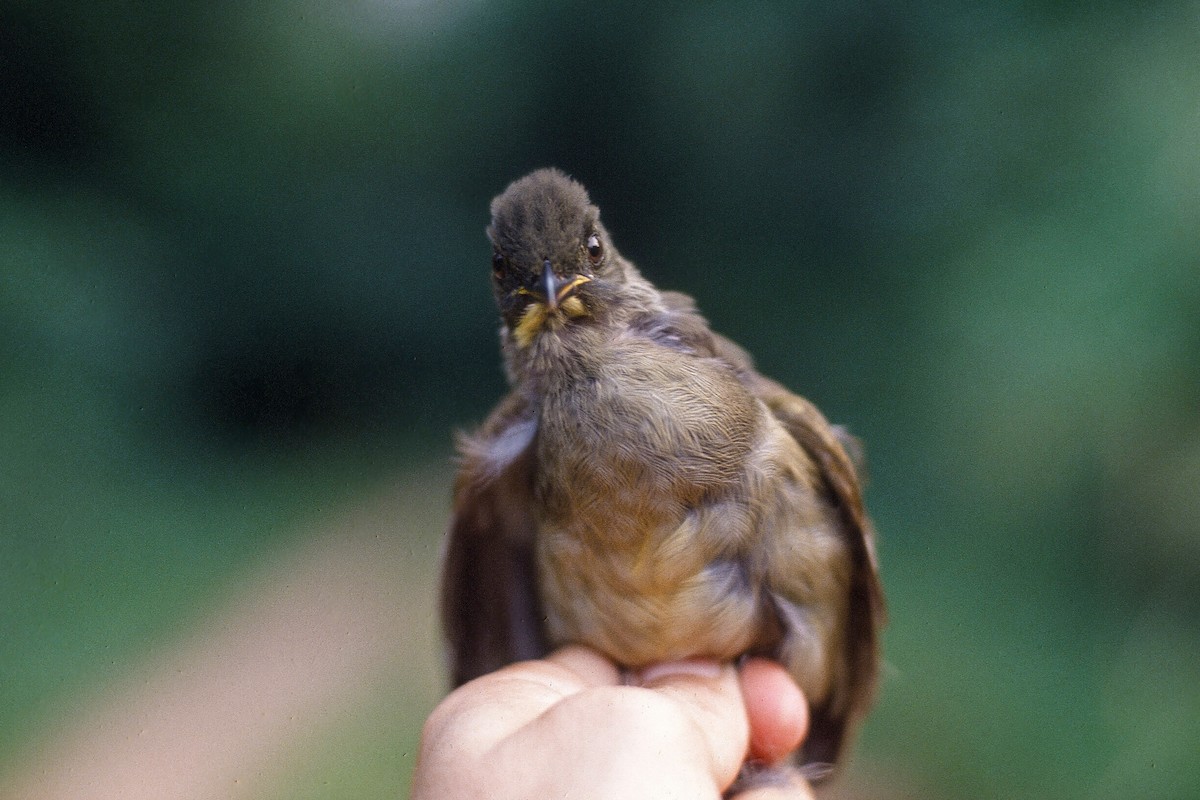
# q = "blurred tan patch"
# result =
<box><xmin>7</xmin><ymin>468</ymin><xmax>448</xmax><ymax>800</ymax></box>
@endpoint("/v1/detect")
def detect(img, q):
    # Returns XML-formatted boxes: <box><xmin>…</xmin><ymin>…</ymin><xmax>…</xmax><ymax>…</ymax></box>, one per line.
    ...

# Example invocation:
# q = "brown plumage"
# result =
<box><xmin>441</xmin><ymin>168</ymin><xmax>885</xmax><ymax>783</ymax></box>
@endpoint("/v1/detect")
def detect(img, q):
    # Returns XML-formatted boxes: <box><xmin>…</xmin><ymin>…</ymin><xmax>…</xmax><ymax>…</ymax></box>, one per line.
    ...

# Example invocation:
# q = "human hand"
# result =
<box><xmin>411</xmin><ymin>646</ymin><xmax>814</xmax><ymax>799</ymax></box>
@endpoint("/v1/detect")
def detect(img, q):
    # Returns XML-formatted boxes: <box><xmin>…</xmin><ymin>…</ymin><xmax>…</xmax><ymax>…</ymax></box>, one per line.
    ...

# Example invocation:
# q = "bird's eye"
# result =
<box><xmin>492</xmin><ymin>251</ymin><xmax>507</xmax><ymax>279</ymax></box>
<box><xmin>586</xmin><ymin>233</ymin><xmax>603</xmax><ymax>264</ymax></box>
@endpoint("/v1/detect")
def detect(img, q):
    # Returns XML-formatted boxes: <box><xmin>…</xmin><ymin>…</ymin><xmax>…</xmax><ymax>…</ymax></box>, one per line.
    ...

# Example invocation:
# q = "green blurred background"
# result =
<box><xmin>2</xmin><ymin>1</ymin><xmax>1198</xmax><ymax>798</ymax></box>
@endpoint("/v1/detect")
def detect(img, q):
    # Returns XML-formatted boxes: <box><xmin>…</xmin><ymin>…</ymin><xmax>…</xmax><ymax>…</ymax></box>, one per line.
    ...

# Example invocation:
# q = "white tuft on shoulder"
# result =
<box><xmin>460</xmin><ymin>415</ymin><xmax>537</xmax><ymax>482</ymax></box>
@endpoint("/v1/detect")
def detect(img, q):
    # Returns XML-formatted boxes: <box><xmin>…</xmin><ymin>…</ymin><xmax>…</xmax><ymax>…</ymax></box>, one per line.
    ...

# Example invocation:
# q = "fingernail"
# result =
<box><xmin>634</xmin><ymin>658</ymin><xmax>724</xmax><ymax>685</ymax></box>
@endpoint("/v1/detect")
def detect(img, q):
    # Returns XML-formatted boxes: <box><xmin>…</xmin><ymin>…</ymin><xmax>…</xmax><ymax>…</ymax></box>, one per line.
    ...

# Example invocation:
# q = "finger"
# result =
<box><xmin>544</xmin><ymin>644</ymin><xmax>623</xmax><ymax>687</ymax></box>
<box><xmin>734</xmin><ymin>782</ymin><xmax>817</xmax><ymax>800</ymax></box>
<box><xmin>425</xmin><ymin>647</ymin><xmax>617</xmax><ymax>758</ymax></box>
<box><xmin>638</xmin><ymin>659</ymin><xmax>750</xmax><ymax>788</ymax></box>
<box><xmin>415</xmin><ymin>649</ymin><xmax>622</xmax><ymax>798</ymax></box>
<box><xmin>740</xmin><ymin>658</ymin><xmax>808</xmax><ymax>764</ymax></box>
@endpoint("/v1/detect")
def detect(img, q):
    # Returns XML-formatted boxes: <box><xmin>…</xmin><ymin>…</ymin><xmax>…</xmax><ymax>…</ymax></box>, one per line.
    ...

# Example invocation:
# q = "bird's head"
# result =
<box><xmin>487</xmin><ymin>168</ymin><xmax>627</xmax><ymax>348</ymax></box>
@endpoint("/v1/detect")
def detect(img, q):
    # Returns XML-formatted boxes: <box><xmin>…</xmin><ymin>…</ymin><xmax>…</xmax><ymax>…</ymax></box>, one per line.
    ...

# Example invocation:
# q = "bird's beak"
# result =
<box><xmin>540</xmin><ymin>260</ymin><xmax>559</xmax><ymax>310</ymax></box>
<box><xmin>540</xmin><ymin>259</ymin><xmax>591</xmax><ymax>311</ymax></box>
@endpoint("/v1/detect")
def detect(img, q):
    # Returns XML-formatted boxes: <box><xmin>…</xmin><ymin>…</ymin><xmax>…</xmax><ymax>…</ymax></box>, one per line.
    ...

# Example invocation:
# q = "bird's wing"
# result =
<box><xmin>745</xmin><ymin>367</ymin><xmax>885</xmax><ymax>772</ymax></box>
<box><xmin>440</xmin><ymin>391</ymin><xmax>548</xmax><ymax>687</ymax></box>
<box><xmin>660</xmin><ymin>290</ymin><xmax>885</xmax><ymax>772</ymax></box>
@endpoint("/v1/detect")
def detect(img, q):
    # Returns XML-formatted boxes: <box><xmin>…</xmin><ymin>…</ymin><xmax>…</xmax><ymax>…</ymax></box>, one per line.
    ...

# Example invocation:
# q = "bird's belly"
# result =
<box><xmin>536</xmin><ymin>502</ymin><xmax>767</xmax><ymax>667</ymax></box>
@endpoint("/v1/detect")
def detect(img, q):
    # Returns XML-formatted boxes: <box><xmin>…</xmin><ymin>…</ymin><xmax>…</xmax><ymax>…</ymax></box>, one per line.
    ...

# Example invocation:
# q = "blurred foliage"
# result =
<box><xmin>2</xmin><ymin>0</ymin><xmax>1198</xmax><ymax>798</ymax></box>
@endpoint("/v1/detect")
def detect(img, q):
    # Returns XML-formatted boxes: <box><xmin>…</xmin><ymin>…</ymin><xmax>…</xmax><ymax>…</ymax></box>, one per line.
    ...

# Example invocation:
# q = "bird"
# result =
<box><xmin>440</xmin><ymin>167</ymin><xmax>884</xmax><ymax>785</ymax></box>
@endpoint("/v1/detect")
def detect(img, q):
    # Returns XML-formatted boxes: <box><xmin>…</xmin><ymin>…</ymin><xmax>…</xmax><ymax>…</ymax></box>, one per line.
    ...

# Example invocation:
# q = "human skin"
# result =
<box><xmin>411</xmin><ymin>646</ymin><xmax>814</xmax><ymax>800</ymax></box>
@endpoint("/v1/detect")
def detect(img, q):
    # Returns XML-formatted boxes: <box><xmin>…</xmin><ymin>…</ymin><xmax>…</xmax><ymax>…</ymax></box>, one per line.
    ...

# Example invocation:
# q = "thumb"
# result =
<box><xmin>637</xmin><ymin>660</ymin><xmax>751</xmax><ymax>790</ymax></box>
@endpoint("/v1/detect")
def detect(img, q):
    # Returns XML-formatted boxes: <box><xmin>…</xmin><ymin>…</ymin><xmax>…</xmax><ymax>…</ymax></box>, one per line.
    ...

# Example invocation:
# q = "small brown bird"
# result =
<box><xmin>441</xmin><ymin>168</ymin><xmax>884</xmax><ymax>785</ymax></box>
